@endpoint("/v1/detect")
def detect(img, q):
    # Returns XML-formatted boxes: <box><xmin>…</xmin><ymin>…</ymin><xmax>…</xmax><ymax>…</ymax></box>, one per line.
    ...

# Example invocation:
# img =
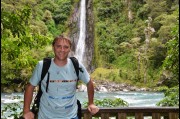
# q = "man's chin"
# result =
<box><xmin>57</xmin><ymin>56</ymin><xmax>68</xmax><ymax>61</ymax></box>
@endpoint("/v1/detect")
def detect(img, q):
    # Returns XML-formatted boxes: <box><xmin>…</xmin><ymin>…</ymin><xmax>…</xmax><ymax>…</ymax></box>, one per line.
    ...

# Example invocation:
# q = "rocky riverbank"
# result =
<box><xmin>78</xmin><ymin>80</ymin><xmax>156</xmax><ymax>92</ymax></box>
<box><xmin>2</xmin><ymin>80</ymin><xmax>157</xmax><ymax>93</ymax></box>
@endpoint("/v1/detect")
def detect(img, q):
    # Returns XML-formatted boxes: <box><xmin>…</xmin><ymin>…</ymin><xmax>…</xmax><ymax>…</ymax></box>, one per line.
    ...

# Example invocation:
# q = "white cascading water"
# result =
<box><xmin>75</xmin><ymin>0</ymin><xmax>86</xmax><ymax>63</ymax></box>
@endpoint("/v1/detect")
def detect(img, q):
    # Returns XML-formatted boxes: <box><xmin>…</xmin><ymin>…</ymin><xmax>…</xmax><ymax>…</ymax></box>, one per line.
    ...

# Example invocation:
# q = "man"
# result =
<box><xmin>23</xmin><ymin>35</ymin><xmax>99</xmax><ymax>119</ymax></box>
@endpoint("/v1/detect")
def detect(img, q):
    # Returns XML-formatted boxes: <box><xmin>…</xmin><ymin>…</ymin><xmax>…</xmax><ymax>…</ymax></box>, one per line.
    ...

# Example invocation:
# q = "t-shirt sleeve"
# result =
<box><xmin>29</xmin><ymin>61</ymin><xmax>43</xmax><ymax>86</ymax></box>
<box><xmin>78</xmin><ymin>62</ymin><xmax>90</xmax><ymax>84</ymax></box>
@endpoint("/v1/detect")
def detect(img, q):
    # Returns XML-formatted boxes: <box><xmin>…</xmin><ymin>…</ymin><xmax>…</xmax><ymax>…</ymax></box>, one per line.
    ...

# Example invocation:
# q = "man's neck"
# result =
<box><xmin>53</xmin><ymin>58</ymin><xmax>67</xmax><ymax>67</ymax></box>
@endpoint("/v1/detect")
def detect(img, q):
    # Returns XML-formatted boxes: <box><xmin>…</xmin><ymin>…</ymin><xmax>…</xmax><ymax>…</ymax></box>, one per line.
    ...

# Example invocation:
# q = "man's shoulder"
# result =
<box><xmin>39</xmin><ymin>57</ymin><xmax>53</xmax><ymax>64</ymax></box>
<box><xmin>38</xmin><ymin>60</ymin><xmax>43</xmax><ymax>65</ymax></box>
<box><xmin>35</xmin><ymin>59</ymin><xmax>44</xmax><ymax>69</ymax></box>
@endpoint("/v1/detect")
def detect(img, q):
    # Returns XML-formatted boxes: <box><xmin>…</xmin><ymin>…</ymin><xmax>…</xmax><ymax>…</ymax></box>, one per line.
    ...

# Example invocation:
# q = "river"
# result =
<box><xmin>1</xmin><ymin>91</ymin><xmax>164</xmax><ymax>118</ymax></box>
<box><xmin>1</xmin><ymin>91</ymin><xmax>164</xmax><ymax>107</ymax></box>
<box><xmin>77</xmin><ymin>91</ymin><xmax>164</xmax><ymax>107</ymax></box>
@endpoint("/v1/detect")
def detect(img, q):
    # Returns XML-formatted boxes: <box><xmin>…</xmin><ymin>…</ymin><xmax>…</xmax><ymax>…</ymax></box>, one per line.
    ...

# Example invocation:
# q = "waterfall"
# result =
<box><xmin>75</xmin><ymin>0</ymin><xmax>86</xmax><ymax>64</ymax></box>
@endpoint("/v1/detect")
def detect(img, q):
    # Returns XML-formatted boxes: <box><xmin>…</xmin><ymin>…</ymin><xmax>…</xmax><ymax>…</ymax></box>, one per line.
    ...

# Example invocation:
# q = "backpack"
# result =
<box><xmin>31</xmin><ymin>57</ymin><xmax>83</xmax><ymax>119</ymax></box>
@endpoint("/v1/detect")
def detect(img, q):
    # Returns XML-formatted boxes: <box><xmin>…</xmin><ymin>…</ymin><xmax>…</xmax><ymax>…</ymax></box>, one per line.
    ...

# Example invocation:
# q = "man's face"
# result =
<box><xmin>53</xmin><ymin>39</ymin><xmax>71</xmax><ymax>61</ymax></box>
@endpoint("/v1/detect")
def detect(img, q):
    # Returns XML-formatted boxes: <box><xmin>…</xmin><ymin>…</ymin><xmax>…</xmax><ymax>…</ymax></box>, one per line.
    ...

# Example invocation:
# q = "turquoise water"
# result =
<box><xmin>1</xmin><ymin>91</ymin><xmax>164</xmax><ymax>107</ymax></box>
<box><xmin>1</xmin><ymin>91</ymin><xmax>164</xmax><ymax>118</ymax></box>
<box><xmin>76</xmin><ymin>91</ymin><xmax>164</xmax><ymax>107</ymax></box>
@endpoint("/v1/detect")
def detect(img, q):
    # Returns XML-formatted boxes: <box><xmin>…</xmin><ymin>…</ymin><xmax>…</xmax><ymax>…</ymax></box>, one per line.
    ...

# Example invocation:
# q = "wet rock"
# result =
<box><xmin>14</xmin><ymin>87</ymin><xmax>23</xmax><ymax>93</ymax></box>
<box><xmin>78</xmin><ymin>84</ymin><xmax>87</xmax><ymax>92</ymax></box>
<box><xmin>3</xmin><ymin>87</ymin><xmax>13</xmax><ymax>94</ymax></box>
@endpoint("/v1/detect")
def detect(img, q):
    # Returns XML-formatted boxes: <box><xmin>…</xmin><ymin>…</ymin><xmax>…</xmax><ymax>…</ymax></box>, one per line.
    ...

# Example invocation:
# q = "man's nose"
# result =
<box><xmin>60</xmin><ymin>46</ymin><xmax>67</xmax><ymax>51</ymax></box>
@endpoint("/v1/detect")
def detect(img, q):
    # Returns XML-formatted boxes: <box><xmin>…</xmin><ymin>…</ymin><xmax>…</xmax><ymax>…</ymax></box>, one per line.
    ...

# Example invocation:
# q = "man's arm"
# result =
<box><xmin>87</xmin><ymin>78</ymin><xmax>99</xmax><ymax>115</ymax></box>
<box><xmin>23</xmin><ymin>83</ymin><xmax>35</xmax><ymax>118</ymax></box>
<box><xmin>87</xmin><ymin>78</ymin><xmax>94</xmax><ymax>105</ymax></box>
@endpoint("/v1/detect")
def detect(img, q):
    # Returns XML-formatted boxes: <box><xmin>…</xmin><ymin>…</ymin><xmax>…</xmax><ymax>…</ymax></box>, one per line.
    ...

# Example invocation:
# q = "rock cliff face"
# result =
<box><xmin>68</xmin><ymin>0</ymin><xmax>94</xmax><ymax>73</ymax></box>
<box><xmin>85</xmin><ymin>0</ymin><xmax>94</xmax><ymax>72</ymax></box>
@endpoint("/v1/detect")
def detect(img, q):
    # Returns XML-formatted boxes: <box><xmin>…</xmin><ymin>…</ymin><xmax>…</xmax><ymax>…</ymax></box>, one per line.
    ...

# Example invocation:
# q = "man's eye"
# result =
<box><xmin>64</xmin><ymin>46</ymin><xmax>69</xmax><ymax>49</ymax></box>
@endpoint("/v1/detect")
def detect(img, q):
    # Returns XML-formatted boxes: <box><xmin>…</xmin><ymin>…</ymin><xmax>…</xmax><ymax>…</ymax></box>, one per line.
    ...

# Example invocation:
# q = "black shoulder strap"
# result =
<box><xmin>32</xmin><ymin>57</ymin><xmax>51</xmax><ymax>113</ymax></box>
<box><xmin>40</xmin><ymin>57</ymin><xmax>51</xmax><ymax>82</ymax></box>
<box><xmin>40</xmin><ymin>57</ymin><xmax>51</xmax><ymax>92</ymax></box>
<box><xmin>70</xmin><ymin>57</ymin><xmax>83</xmax><ymax>80</ymax></box>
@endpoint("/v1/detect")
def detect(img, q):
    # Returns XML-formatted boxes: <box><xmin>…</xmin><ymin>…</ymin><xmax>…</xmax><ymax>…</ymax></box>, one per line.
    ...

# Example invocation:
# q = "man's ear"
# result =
<box><xmin>52</xmin><ymin>45</ymin><xmax>54</xmax><ymax>51</ymax></box>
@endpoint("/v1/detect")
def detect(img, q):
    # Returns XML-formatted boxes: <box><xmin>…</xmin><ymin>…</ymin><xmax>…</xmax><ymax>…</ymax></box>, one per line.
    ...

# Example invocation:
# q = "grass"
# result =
<box><xmin>90</xmin><ymin>67</ymin><xmax>159</xmax><ymax>89</ymax></box>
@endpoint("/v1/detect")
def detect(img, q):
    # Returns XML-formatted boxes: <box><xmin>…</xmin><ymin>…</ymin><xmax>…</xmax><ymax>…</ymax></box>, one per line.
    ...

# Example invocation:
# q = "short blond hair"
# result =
<box><xmin>52</xmin><ymin>35</ymin><xmax>72</xmax><ymax>47</ymax></box>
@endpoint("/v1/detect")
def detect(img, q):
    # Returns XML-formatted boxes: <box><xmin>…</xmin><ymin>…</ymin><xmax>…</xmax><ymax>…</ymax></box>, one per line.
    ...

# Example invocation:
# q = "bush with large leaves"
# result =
<box><xmin>1</xmin><ymin>7</ymin><xmax>52</xmax><ymax>87</ymax></box>
<box><xmin>157</xmin><ymin>24</ymin><xmax>179</xmax><ymax>107</ymax></box>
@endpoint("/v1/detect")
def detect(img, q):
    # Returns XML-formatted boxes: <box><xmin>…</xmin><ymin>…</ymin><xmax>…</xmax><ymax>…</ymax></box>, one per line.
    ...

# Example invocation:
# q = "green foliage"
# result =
<box><xmin>1</xmin><ymin>0</ymin><xmax>77</xmax><ymax>87</ymax></box>
<box><xmin>45</xmin><ymin>19</ymin><xmax>58</xmax><ymax>37</ymax></box>
<box><xmin>43</xmin><ymin>10</ymin><xmax>53</xmax><ymax>22</ymax></box>
<box><xmin>1</xmin><ymin>6</ymin><xmax>52</xmax><ymax>85</ymax></box>
<box><xmin>1</xmin><ymin>103</ymin><xmax>23</xmax><ymax>119</ymax></box>
<box><xmin>1</xmin><ymin>96</ymin><xmax>23</xmax><ymax>119</ymax></box>
<box><xmin>1</xmin><ymin>33</ymin><xmax>51</xmax><ymax>84</ymax></box>
<box><xmin>113</xmin><ymin>54</ymin><xmax>138</xmax><ymax>81</ymax></box>
<box><xmin>162</xmin><ymin>24</ymin><xmax>179</xmax><ymax>82</ymax></box>
<box><xmin>156</xmin><ymin>23</ymin><xmax>179</xmax><ymax>107</ymax></box>
<box><xmin>94</xmin><ymin>0</ymin><xmax>179</xmax><ymax>98</ymax></box>
<box><xmin>148</xmin><ymin>39</ymin><xmax>166</xmax><ymax>69</ymax></box>
<box><xmin>155</xmin><ymin>13</ymin><xmax>178</xmax><ymax>43</ymax></box>
<box><xmin>96</xmin><ymin>1</ymin><xmax>124</xmax><ymax>20</ymax></box>
<box><xmin>98</xmin><ymin>40</ymin><xmax>117</xmax><ymax>63</ymax></box>
<box><xmin>156</xmin><ymin>86</ymin><xmax>179</xmax><ymax>107</ymax></box>
<box><xmin>40</xmin><ymin>0</ymin><xmax>58</xmax><ymax>13</ymax></box>
<box><xmin>137</xmin><ymin>4</ymin><xmax>150</xmax><ymax>20</ymax></box>
<box><xmin>144</xmin><ymin>0</ymin><xmax>168</xmax><ymax>19</ymax></box>
<box><xmin>30</xmin><ymin>21</ymin><xmax>49</xmax><ymax>35</ymax></box>
<box><xmin>113</xmin><ymin>53</ymin><xmax>136</xmax><ymax>69</ymax></box>
<box><xmin>83</xmin><ymin>98</ymin><xmax>129</xmax><ymax>108</ymax></box>
<box><xmin>91</xmin><ymin>68</ymin><xmax>119</xmax><ymax>81</ymax></box>
<box><xmin>132</xmin><ymin>19</ymin><xmax>146</xmax><ymax>40</ymax></box>
<box><xmin>53</xmin><ymin>0</ymin><xmax>74</xmax><ymax>24</ymax></box>
<box><xmin>130</xmin><ymin>0</ymin><xmax>144</xmax><ymax>12</ymax></box>
<box><xmin>156</xmin><ymin>86</ymin><xmax>169</xmax><ymax>92</ymax></box>
<box><xmin>1</xmin><ymin>7</ymin><xmax>31</xmax><ymax>37</ymax></box>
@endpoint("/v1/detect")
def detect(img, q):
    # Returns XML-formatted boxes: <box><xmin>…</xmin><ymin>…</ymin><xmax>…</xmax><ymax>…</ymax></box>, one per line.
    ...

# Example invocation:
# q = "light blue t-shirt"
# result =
<box><xmin>29</xmin><ymin>58</ymin><xmax>90</xmax><ymax>119</ymax></box>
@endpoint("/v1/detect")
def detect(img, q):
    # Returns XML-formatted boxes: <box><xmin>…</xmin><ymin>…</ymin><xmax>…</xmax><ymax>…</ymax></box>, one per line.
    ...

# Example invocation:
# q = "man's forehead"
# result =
<box><xmin>56</xmin><ymin>39</ymin><xmax>70</xmax><ymax>44</ymax></box>
<box><xmin>55</xmin><ymin>39</ymin><xmax>70</xmax><ymax>45</ymax></box>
